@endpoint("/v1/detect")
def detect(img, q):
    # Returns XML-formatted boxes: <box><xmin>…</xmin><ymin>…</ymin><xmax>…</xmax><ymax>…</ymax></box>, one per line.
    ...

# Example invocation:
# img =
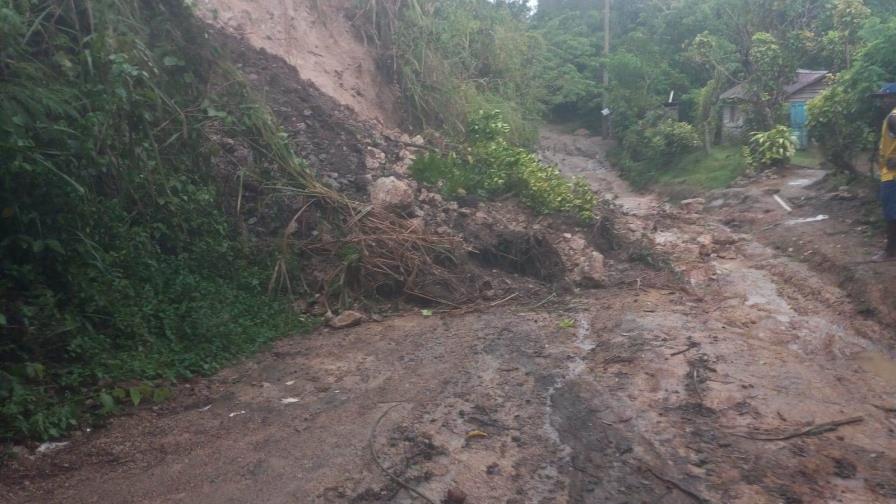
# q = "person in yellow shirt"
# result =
<box><xmin>873</xmin><ymin>83</ymin><xmax>896</xmax><ymax>262</ymax></box>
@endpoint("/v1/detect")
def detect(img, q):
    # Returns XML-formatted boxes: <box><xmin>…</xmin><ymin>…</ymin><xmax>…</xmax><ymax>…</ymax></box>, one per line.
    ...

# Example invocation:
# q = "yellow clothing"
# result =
<box><xmin>881</xmin><ymin>107</ymin><xmax>896</xmax><ymax>182</ymax></box>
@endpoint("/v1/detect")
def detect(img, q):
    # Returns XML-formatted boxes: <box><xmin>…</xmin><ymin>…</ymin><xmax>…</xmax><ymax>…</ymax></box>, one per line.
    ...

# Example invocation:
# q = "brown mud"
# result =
<box><xmin>4</xmin><ymin>130</ymin><xmax>896</xmax><ymax>504</ymax></box>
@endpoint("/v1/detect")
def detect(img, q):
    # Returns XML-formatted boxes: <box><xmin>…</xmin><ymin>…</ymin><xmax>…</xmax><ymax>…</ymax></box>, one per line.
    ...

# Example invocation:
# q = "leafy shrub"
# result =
<box><xmin>743</xmin><ymin>126</ymin><xmax>797</xmax><ymax>169</ymax></box>
<box><xmin>622</xmin><ymin>117</ymin><xmax>700</xmax><ymax>164</ymax></box>
<box><xmin>643</xmin><ymin>120</ymin><xmax>702</xmax><ymax>160</ymax></box>
<box><xmin>616</xmin><ymin>116</ymin><xmax>702</xmax><ymax>187</ymax></box>
<box><xmin>808</xmin><ymin>17</ymin><xmax>896</xmax><ymax>171</ymax></box>
<box><xmin>411</xmin><ymin>111</ymin><xmax>596</xmax><ymax>221</ymax></box>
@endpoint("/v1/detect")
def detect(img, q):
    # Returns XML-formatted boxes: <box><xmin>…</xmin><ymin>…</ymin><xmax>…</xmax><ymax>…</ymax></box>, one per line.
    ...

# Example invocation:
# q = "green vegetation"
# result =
<box><xmin>534</xmin><ymin>0</ymin><xmax>896</xmax><ymax>187</ymax></box>
<box><xmin>744</xmin><ymin>126</ymin><xmax>798</xmax><ymax>169</ymax></box>
<box><xmin>615</xmin><ymin>144</ymin><xmax>745</xmax><ymax>195</ymax></box>
<box><xmin>653</xmin><ymin>147</ymin><xmax>747</xmax><ymax>196</ymax></box>
<box><xmin>1</xmin><ymin>0</ymin><xmax>315</xmax><ymax>441</ymax></box>
<box><xmin>411</xmin><ymin>111</ymin><xmax>596</xmax><ymax>221</ymax></box>
<box><xmin>354</xmin><ymin>0</ymin><xmax>545</xmax><ymax>145</ymax></box>
<box><xmin>791</xmin><ymin>147</ymin><xmax>825</xmax><ymax>168</ymax></box>
<box><xmin>808</xmin><ymin>16</ymin><xmax>896</xmax><ymax>171</ymax></box>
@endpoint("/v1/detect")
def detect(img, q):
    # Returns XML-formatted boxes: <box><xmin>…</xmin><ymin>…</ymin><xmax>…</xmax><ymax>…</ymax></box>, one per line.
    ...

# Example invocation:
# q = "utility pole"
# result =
<box><xmin>601</xmin><ymin>0</ymin><xmax>611</xmax><ymax>139</ymax></box>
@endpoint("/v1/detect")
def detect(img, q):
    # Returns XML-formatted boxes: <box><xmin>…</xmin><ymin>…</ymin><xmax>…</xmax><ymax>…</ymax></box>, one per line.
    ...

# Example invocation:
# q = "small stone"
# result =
<box><xmin>327</xmin><ymin>310</ymin><xmax>365</xmax><ymax>329</ymax></box>
<box><xmin>679</xmin><ymin>198</ymin><xmax>705</xmax><ymax>213</ymax></box>
<box><xmin>364</xmin><ymin>147</ymin><xmax>387</xmax><ymax>171</ymax></box>
<box><xmin>370</xmin><ymin>176</ymin><xmax>415</xmax><ymax>210</ymax></box>
<box><xmin>444</xmin><ymin>488</ymin><xmax>467</xmax><ymax>504</ymax></box>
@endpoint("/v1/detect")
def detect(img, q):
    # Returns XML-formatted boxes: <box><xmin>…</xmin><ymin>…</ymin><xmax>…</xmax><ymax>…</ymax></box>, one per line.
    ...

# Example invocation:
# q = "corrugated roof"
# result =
<box><xmin>719</xmin><ymin>69</ymin><xmax>829</xmax><ymax>101</ymax></box>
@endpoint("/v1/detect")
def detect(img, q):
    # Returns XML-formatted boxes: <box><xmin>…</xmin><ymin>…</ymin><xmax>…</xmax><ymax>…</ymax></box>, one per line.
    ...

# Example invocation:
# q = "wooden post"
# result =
<box><xmin>602</xmin><ymin>0</ymin><xmax>611</xmax><ymax>139</ymax></box>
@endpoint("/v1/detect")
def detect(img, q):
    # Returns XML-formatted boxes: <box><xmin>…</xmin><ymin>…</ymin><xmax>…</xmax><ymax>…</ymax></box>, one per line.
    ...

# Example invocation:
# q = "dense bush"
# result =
<box><xmin>743</xmin><ymin>126</ymin><xmax>797</xmax><ymax>169</ymax></box>
<box><xmin>643</xmin><ymin>120</ymin><xmax>703</xmax><ymax>160</ymax></box>
<box><xmin>615</xmin><ymin>116</ymin><xmax>702</xmax><ymax>187</ymax></box>
<box><xmin>411</xmin><ymin>111</ymin><xmax>596</xmax><ymax>221</ymax></box>
<box><xmin>808</xmin><ymin>17</ymin><xmax>896</xmax><ymax>171</ymax></box>
<box><xmin>1</xmin><ymin>0</ymin><xmax>309</xmax><ymax>440</ymax></box>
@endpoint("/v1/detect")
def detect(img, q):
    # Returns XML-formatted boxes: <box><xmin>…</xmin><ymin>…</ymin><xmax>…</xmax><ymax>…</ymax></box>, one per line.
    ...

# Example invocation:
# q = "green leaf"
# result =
<box><xmin>421</xmin><ymin>309</ymin><xmax>433</xmax><ymax>317</ymax></box>
<box><xmin>98</xmin><ymin>392</ymin><xmax>116</xmax><ymax>413</ymax></box>
<box><xmin>129</xmin><ymin>387</ymin><xmax>142</xmax><ymax>407</ymax></box>
<box><xmin>162</xmin><ymin>56</ymin><xmax>183</xmax><ymax>66</ymax></box>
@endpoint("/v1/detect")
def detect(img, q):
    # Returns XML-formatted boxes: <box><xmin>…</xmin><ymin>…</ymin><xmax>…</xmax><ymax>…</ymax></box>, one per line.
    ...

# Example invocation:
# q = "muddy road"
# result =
<box><xmin>4</xmin><ymin>130</ymin><xmax>896</xmax><ymax>503</ymax></box>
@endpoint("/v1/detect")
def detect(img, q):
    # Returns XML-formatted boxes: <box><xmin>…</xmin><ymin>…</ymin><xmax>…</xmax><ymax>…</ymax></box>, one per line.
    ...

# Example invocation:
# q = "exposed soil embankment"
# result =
<box><xmin>198</xmin><ymin>0</ymin><xmax>400</xmax><ymax>128</ymax></box>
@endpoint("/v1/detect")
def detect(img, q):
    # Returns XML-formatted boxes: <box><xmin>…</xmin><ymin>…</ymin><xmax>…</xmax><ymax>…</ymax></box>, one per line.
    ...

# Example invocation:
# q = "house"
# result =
<box><xmin>719</xmin><ymin>69</ymin><xmax>830</xmax><ymax>148</ymax></box>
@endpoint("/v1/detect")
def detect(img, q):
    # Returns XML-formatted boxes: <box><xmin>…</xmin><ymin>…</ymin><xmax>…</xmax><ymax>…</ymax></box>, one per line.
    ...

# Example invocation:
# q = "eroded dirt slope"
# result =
<box><xmin>197</xmin><ymin>0</ymin><xmax>400</xmax><ymax>128</ymax></box>
<box><xmin>4</xmin><ymin>130</ymin><xmax>896</xmax><ymax>504</ymax></box>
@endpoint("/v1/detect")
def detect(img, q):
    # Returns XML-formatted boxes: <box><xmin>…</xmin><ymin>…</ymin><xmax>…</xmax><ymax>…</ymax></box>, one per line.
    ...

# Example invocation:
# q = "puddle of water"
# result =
<box><xmin>855</xmin><ymin>351</ymin><xmax>896</xmax><ymax>385</ymax></box>
<box><xmin>788</xmin><ymin>178</ymin><xmax>812</xmax><ymax>186</ymax></box>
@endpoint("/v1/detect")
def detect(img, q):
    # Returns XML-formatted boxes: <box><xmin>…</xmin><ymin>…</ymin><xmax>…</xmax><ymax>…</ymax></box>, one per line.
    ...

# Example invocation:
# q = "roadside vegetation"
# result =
<box><xmin>0</xmin><ymin>0</ymin><xmax>321</xmax><ymax>441</ymax></box>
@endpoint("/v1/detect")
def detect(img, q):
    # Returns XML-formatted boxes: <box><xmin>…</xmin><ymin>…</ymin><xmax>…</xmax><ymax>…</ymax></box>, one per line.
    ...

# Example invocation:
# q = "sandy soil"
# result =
<box><xmin>4</xmin><ymin>131</ymin><xmax>896</xmax><ymax>504</ymax></box>
<box><xmin>196</xmin><ymin>0</ymin><xmax>401</xmax><ymax>128</ymax></box>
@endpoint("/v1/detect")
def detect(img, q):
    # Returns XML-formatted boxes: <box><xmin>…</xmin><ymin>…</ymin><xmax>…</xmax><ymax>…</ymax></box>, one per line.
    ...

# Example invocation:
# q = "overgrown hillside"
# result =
<box><xmin>0</xmin><ymin>0</ymin><xmax>326</xmax><ymax>440</ymax></box>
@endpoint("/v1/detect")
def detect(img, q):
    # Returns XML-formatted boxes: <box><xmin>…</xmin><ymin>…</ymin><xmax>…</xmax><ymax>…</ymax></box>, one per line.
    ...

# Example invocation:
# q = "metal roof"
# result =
<box><xmin>719</xmin><ymin>70</ymin><xmax>829</xmax><ymax>101</ymax></box>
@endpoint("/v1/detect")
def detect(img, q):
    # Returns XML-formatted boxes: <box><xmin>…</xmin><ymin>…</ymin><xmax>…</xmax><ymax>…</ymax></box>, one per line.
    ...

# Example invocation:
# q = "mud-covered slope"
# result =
<box><xmin>198</xmin><ymin>0</ymin><xmax>400</xmax><ymax>128</ymax></box>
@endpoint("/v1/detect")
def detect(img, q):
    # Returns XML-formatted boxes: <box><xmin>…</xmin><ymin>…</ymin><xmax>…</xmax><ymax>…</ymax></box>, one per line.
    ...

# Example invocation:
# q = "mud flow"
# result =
<box><xmin>5</xmin><ymin>129</ymin><xmax>896</xmax><ymax>504</ymax></box>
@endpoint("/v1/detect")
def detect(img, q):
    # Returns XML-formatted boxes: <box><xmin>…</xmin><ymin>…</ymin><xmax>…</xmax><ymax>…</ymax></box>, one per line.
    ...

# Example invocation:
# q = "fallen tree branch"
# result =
<box><xmin>731</xmin><ymin>416</ymin><xmax>864</xmax><ymax>441</ymax></box>
<box><xmin>368</xmin><ymin>403</ymin><xmax>437</xmax><ymax>504</ymax></box>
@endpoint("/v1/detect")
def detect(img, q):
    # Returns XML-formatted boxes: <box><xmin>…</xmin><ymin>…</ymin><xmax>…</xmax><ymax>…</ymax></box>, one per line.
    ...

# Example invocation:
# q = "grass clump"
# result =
<box><xmin>411</xmin><ymin>111</ymin><xmax>596</xmax><ymax>221</ymax></box>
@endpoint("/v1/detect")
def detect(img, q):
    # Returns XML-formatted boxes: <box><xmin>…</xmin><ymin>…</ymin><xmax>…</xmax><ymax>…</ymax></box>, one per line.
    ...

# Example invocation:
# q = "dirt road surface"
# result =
<box><xmin>4</xmin><ymin>129</ymin><xmax>896</xmax><ymax>503</ymax></box>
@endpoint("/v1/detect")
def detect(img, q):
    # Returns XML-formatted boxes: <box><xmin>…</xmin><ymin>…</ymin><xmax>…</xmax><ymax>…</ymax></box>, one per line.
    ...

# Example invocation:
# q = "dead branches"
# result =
<box><xmin>293</xmin><ymin>189</ymin><xmax>476</xmax><ymax>310</ymax></box>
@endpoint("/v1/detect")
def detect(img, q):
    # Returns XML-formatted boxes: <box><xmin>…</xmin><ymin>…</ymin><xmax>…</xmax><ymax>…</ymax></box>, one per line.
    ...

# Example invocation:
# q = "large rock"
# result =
<box><xmin>370</xmin><ymin>176</ymin><xmax>415</xmax><ymax>210</ymax></box>
<box><xmin>328</xmin><ymin>310</ymin><xmax>366</xmax><ymax>329</ymax></box>
<box><xmin>572</xmin><ymin>251</ymin><xmax>606</xmax><ymax>288</ymax></box>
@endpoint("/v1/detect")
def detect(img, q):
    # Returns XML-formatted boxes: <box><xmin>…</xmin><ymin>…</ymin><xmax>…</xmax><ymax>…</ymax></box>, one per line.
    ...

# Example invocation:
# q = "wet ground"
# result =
<box><xmin>4</xmin><ymin>130</ymin><xmax>896</xmax><ymax>503</ymax></box>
